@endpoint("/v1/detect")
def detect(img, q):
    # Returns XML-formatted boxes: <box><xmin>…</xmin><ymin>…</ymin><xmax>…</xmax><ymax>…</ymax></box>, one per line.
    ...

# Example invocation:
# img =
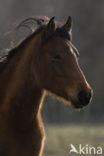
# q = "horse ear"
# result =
<box><xmin>47</xmin><ymin>17</ymin><xmax>56</xmax><ymax>33</ymax></box>
<box><xmin>43</xmin><ymin>17</ymin><xmax>56</xmax><ymax>40</ymax></box>
<box><xmin>63</xmin><ymin>16</ymin><xmax>72</xmax><ymax>33</ymax></box>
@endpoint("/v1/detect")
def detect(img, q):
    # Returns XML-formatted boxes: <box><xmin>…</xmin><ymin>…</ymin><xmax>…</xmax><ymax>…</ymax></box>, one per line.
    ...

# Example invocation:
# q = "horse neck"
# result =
<box><xmin>0</xmin><ymin>33</ymin><xmax>44</xmax><ymax>123</ymax></box>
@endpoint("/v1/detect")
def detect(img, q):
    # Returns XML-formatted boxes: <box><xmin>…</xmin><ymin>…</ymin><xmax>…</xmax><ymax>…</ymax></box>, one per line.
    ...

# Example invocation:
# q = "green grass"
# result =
<box><xmin>43</xmin><ymin>124</ymin><xmax>104</xmax><ymax>156</ymax></box>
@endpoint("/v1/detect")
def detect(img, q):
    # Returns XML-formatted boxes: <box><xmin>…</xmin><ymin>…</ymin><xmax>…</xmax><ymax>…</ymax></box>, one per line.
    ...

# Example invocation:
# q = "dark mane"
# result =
<box><xmin>0</xmin><ymin>16</ymin><xmax>49</xmax><ymax>62</ymax></box>
<box><xmin>8</xmin><ymin>26</ymin><xmax>45</xmax><ymax>59</ymax></box>
<box><xmin>0</xmin><ymin>25</ymin><xmax>45</xmax><ymax>73</ymax></box>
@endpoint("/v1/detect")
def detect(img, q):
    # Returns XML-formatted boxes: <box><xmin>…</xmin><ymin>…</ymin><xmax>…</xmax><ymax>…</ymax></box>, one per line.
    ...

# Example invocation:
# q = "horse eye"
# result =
<box><xmin>50</xmin><ymin>52</ymin><xmax>61</xmax><ymax>60</ymax></box>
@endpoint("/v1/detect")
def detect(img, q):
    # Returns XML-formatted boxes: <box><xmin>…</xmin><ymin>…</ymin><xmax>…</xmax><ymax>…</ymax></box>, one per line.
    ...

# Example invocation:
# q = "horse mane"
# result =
<box><xmin>0</xmin><ymin>17</ymin><xmax>49</xmax><ymax>73</ymax></box>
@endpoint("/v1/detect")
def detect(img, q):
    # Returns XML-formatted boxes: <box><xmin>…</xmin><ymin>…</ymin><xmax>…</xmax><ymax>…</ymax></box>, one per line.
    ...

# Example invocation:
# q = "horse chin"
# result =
<box><xmin>72</xmin><ymin>103</ymin><xmax>84</xmax><ymax>109</ymax></box>
<box><xmin>68</xmin><ymin>96</ymin><xmax>85</xmax><ymax>109</ymax></box>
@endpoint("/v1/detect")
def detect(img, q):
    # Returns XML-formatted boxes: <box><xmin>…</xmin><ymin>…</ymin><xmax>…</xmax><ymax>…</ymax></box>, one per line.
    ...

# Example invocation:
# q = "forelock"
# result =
<box><xmin>55</xmin><ymin>27</ymin><xmax>71</xmax><ymax>40</ymax></box>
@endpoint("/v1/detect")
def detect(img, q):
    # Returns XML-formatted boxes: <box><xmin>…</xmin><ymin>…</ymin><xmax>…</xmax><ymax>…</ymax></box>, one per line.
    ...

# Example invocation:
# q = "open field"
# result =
<box><xmin>43</xmin><ymin>124</ymin><xmax>104</xmax><ymax>156</ymax></box>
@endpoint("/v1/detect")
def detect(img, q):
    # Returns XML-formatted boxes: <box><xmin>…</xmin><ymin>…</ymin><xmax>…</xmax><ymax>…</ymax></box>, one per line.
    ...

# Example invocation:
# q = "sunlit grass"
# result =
<box><xmin>43</xmin><ymin>124</ymin><xmax>104</xmax><ymax>156</ymax></box>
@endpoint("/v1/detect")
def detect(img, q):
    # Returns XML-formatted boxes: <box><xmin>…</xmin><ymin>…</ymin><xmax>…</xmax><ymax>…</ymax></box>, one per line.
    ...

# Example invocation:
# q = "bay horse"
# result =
<box><xmin>0</xmin><ymin>16</ymin><xmax>92</xmax><ymax>156</ymax></box>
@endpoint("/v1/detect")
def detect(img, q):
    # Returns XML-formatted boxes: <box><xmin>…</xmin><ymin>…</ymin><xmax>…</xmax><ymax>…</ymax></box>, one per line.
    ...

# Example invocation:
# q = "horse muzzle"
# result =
<box><xmin>69</xmin><ymin>89</ymin><xmax>93</xmax><ymax>109</ymax></box>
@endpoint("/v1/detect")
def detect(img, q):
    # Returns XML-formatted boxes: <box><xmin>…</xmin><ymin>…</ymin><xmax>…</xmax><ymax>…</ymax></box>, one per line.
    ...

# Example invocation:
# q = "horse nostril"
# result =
<box><xmin>78</xmin><ymin>90</ymin><xmax>92</xmax><ymax>106</ymax></box>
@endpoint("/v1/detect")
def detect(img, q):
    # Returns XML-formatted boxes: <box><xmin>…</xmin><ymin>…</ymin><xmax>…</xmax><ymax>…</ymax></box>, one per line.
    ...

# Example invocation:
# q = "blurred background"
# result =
<box><xmin>0</xmin><ymin>0</ymin><xmax>104</xmax><ymax>156</ymax></box>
